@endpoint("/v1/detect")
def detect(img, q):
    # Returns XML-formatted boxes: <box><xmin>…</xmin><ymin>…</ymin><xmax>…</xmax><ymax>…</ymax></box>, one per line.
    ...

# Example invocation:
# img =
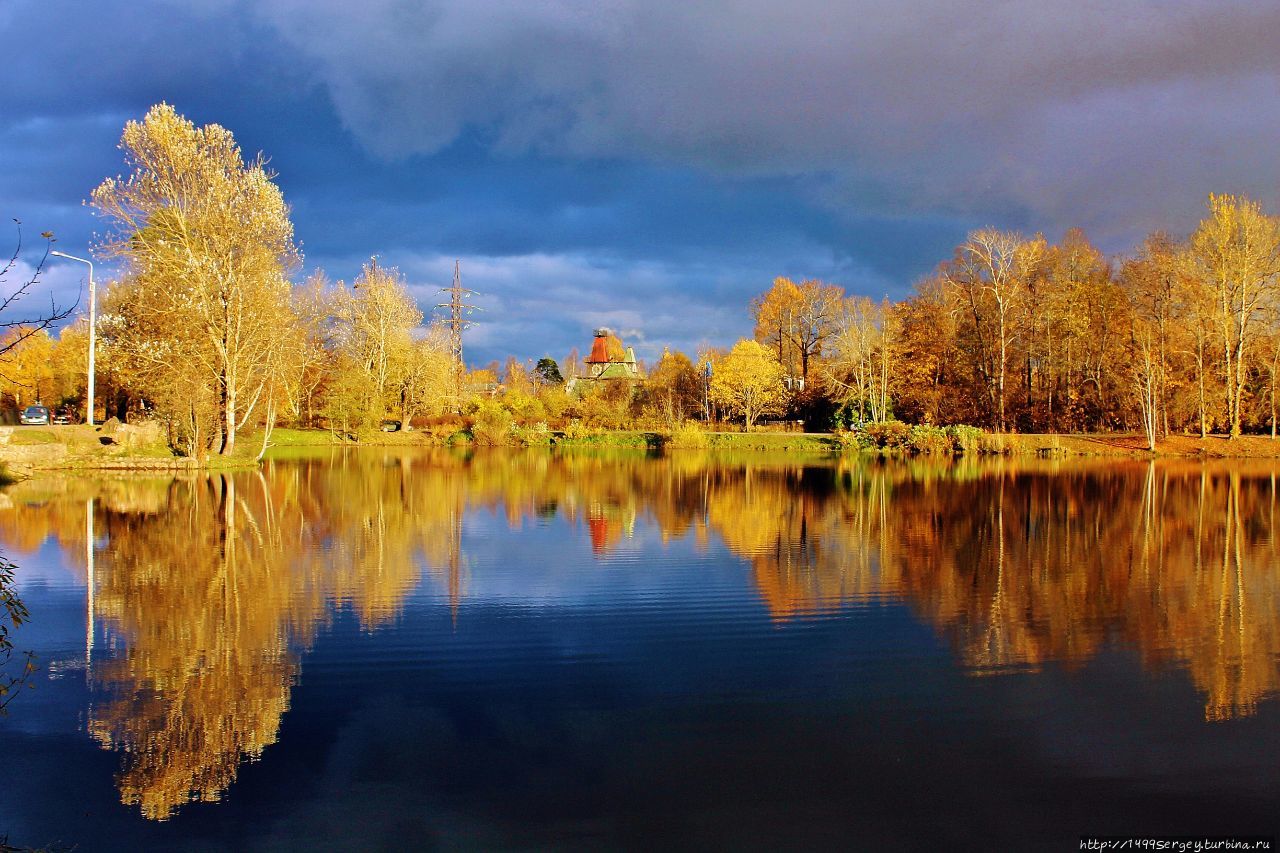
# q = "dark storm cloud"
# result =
<box><xmin>4</xmin><ymin>0</ymin><xmax>1280</xmax><ymax>362</ymax></box>
<box><xmin>228</xmin><ymin>0</ymin><xmax>1280</xmax><ymax>231</ymax></box>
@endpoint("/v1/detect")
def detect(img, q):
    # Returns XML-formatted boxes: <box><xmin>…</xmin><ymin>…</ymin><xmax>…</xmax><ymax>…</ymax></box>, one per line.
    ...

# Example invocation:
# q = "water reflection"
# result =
<box><xmin>2</xmin><ymin>451</ymin><xmax>1279</xmax><ymax>821</ymax></box>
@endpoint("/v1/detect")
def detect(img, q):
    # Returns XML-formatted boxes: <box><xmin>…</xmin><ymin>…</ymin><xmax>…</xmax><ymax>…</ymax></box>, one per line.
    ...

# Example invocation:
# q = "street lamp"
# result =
<box><xmin>49</xmin><ymin>250</ymin><xmax>95</xmax><ymax>425</ymax></box>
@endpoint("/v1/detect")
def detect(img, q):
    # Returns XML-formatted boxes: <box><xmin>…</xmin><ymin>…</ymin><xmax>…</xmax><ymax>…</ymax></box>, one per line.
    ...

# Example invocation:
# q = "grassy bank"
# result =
<box><xmin>8</xmin><ymin>422</ymin><xmax>1280</xmax><ymax>475</ymax></box>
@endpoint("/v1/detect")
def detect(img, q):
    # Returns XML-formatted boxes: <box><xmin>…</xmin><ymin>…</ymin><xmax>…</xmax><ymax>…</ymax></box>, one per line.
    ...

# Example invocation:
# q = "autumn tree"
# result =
<box><xmin>97</xmin><ymin>277</ymin><xmax>220</xmax><ymax>451</ymax></box>
<box><xmin>826</xmin><ymin>297</ymin><xmax>896</xmax><ymax>424</ymax></box>
<box><xmin>645</xmin><ymin>348</ymin><xmax>703</xmax><ymax>424</ymax></box>
<box><xmin>709</xmin><ymin>339</ymin><xmax>786</xmax><ymax>431</ymax></box>
<box><xmin>893</xmin><ymin>281</ymin><xmax>962</xmax><ymax>425</ymax></box>
<box><xmin>0</xmin><ymin>327</ymin><xmax>54</xmax><ymax>409</ymax></box>
<box><xmin>752</xmin><ymin>276</ymin><xmax>844</xmax><ymax>382</ymax></box>
<box><xmin>91</xmin><ymin>104</ymin><xmax>300</xmax><ymax>455</ymax></box>
<box><xmin>329</xmin><ymin>260</ymin><xmax>423</xmax><ymax>425</ymax></box>
<box><xmin>398</xmin><ymin>325</ymin><xmax>454</xmax><ymax>426</ymax></box>
<box><xmin>1187</xmin><ymin>194</ymin><xmax>1280</xmax><ymax>438</ymax></box>
<box><xmin>285</xmin><ymin>272</ymin><xmax>339</xmax><ymax>428</ymax></box>
<box><xmin>1128</xmin><ymin>317</ymin><xmax>1162</xmax><ymax>450</ymax></box>
<box><xmin>562</xmin><ymin>347</ymin><xmax>583</xmax><ymax>380</ymax></box>
<box><xmin>943</xmin><ymin>229</ymin><xmax>1045</xmax><ymax>431</ymax></box>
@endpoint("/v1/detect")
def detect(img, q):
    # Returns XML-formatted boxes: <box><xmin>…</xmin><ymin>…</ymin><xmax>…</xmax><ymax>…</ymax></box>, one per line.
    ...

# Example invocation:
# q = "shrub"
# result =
<box><xmin>503</xmin><ymin>390</ymin><xmax>546</xmax><ymax>422</ymax></box>
<box><xmin>514</xmin><ymin>421</ymin><xmax>552</xmax><ymax>447</ymax></box>
<box><xmin>908</xmin><ymin>424</ymin><xmax>952</xmax><ymax>455</ymax></box>
<box><xmin>945</xmin><ymin>424</ymin><xmax>985</xmax><ymax>455</ymax></box>
<box><xmin>558</xmin><ymin>420</ymin><xmax>600</xmax><ymax>442</ymax></box>
<box><xmin>666</xmin><ymin>421</ymin><xmax>708</xmax><ymax>449</ymax></box>
<box><xmin>831</xmin><ymin>428</ymin><xmax>869</xmax><ymax>452</ymax></box>
<box><xmin>859</xmin><ymin>420</ymin><xmax>911</xmax><ymax>449</ymax></box>
<box><xmin>472</xmin><ymin>402</ymin><xmax>516</xmax><ymax>446</ymax></box>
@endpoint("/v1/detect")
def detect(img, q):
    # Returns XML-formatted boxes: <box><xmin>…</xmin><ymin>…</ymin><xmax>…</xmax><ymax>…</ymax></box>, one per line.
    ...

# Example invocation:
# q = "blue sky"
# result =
<box><xmin>4</xmin><ymin>0</ymin><xmax>1280</xmax><ymax>365</ymax></box>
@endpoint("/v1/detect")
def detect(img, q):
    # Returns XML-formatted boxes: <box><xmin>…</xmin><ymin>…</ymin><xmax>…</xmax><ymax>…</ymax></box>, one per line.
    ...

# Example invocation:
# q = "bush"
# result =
<box><xmin>503</xmin><ymin>390</ymin><xmax>546</xmax><ymax>422</ymax></box>
<box><xmin>859</xmin><ymin>420</ymin><xmax>911</xmax><ymax>449</ymax></box>
<box><xmin>908</xmin><ymin>424</ymin><xmax>952</xmax><ymax>455</ymax></box>
<box><xmin>558</xmin><ymin>420</ymin><xmax>600</xmax><ymax>441</ymax></box>
<box><xmin>831</xmin><ymin>428</ymin><xmax>869</xmax><ymax>452</ymax></box>
<box><xmin>472</xmin><ymin>402</ymin><xmax>516</xmax><ymax>446</ymax></box>
<box><xmin>666</xmin><ymin>421</ymin><xmax>708</xmax><ymax>449</ymax></box>
<box><xmin>945</xmin><ymin>424</ymin><xmax>985</xmax><ymax>455</ymax></box>
<box><xmin>513</xmin><ymin>421</ymin><xmax>552</xmax><ymax>447</ymax></box>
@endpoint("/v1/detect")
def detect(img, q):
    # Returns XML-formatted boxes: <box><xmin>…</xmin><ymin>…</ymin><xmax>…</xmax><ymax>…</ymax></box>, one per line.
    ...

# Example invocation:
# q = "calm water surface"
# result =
<box><xmin>1</xmin><ymin>449</ymin><xmax>1278</xmax><ymax>850</ymax></box>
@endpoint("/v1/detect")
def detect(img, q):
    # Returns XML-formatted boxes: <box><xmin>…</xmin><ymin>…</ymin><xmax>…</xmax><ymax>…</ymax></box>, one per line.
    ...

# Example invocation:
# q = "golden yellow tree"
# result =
<box><xmin>709</xmin><ymin>339</ymin><xmax>786</xmax><ymax>431</ymax></box>
<box><xmin>943</xmin><ymin>229</ymin><xmax>1046</xmax><ymax>431</ymax></box>
<box><xmin>398</xmin><ymin>324</ymin><xmax>454</xmax><ymax>425</ymax></box>
<box><xmin>1188</xmin><ymin>194</ymin><xmax>1280</xmax><ymax>437</ymax></box>
<box><xmin>645</xmin><ymin>348</ymin><xmax>703</xmax><ymax>424</ymax></box>
<box><xmin>827</xmin><ymin>296</ymin><xmax>897</xmax><ymax>423</ymax></box>
<box><xmin>0</xmin><ymin>327</ymin><xmax>54</xmax><ymax>409</ymax></box>
<box><xmin>330</xmin><ymin>260</ymin><xmax>423</xmax><ymax>425</ymax></box>
<box><xmin>91</xmin><ymin>104</ymin><xmax>300</xmax><ymax>455</ymax></box>
<box><xmin>751</xmin><ymin>276</ymin><xmax>843</xmax><ymax>382</ymax></box>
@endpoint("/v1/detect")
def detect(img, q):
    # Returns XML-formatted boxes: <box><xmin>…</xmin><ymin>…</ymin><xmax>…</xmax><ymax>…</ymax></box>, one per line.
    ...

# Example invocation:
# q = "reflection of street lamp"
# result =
<box><xmin>86</xmin><ymin>498</ymin><xmax>94</xmax><ymax>670</ymax></box>
<box><xmin>49</xmin><ymin>251</ymin><xmax>96</xmax><ymax>425</ymax></box>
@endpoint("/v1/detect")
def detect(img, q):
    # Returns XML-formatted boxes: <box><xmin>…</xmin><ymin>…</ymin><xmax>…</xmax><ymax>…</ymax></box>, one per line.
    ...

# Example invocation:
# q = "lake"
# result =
<box><xmin>1</xmin><ymin>449</ymin><xmax>1278</xmax><ymax>850</ymax></box>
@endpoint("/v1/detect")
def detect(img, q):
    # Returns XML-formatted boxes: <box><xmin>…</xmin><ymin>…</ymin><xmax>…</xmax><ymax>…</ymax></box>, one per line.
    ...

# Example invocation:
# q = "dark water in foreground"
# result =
<box><xmin>1</xmin><ymin>449</ymin><xmax>1278</xmax><ymax>850</ymax></box>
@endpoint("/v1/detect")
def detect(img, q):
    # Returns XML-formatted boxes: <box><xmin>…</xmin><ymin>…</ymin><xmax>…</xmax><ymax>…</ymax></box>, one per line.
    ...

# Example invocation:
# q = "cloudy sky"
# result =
<box><xmin>3</xmin><ymin>0</ymin><xmax>1279</xmax><ymax>365</ymax></box>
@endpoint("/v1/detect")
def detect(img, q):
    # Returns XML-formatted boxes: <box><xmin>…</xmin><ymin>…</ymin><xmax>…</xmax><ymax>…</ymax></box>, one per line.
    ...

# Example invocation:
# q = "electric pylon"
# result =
<box><xmin>436</xmin><ymin>260</ymin><xmax>481</xmax><ymax>408</ymax></box>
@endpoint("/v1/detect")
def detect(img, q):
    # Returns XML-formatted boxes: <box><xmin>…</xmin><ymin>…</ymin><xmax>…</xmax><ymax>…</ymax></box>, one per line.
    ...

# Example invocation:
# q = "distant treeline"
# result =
<box><xmin>5</xmin><ymin>103</ymin><xmax>1280</xmax><ymax>449</ymax></box>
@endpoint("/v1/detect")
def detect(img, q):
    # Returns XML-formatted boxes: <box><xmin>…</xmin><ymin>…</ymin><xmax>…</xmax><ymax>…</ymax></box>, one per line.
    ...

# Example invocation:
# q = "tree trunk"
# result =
<box><xmin>1197</xmin><ymin>336</ymin><xmax>1208</xmax><ymax>439</ymax></box>
<box><xmin>997</xmin><ymin>312</ymin><xmax>1007</xmax><ymax>433</ymax></box>
<box><xmin>220</xmin><ymin>374</ymin><xmax>237</xmax><ymax>456</ymax></box>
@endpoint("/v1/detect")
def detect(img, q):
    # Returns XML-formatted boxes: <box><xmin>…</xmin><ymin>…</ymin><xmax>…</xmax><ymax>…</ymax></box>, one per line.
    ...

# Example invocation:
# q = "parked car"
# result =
<box><xmin>19</xmin><ymin>405</ymin><xmax>51</xmax><ymax>425</ymax></box>
<box><xmin>52</xmin><ymin>411</ymin><xmax>73</xmax><ymax>425</ymax></box>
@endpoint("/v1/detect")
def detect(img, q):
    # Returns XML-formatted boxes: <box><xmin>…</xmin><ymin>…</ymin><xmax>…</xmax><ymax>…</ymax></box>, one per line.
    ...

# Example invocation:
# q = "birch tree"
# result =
<box><xmin>91</xmin><ymin>104</ymin><xmax>300</xmax><ymax>456</ymax></box>
<box><xmin>1188</xmin><ymin>194</ymin><xmax>1280</xmax><ymax>438</ymax></box>
<box><xmin>943</xmin><ymin>229</ymin><xmax>1044</xmax><ymax>432</ymax></box>
<box><xmin>329</xmin><ymin>260</ymin><xmax>423</xmax><ymax>424</ymax></box>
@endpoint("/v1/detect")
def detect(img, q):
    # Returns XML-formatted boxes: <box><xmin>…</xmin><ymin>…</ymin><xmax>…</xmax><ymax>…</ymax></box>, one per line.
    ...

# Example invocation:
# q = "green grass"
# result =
<box><xmin>553</xmin><ymin>430</ymin><xmax>662</xmax><ymax>449</ymax></box>
<box><xmin>7</xmin><ymin>429</ymin><xmax>58</xmax><ymax>446</ymax></box>
<box><xmin>700</xmin><ymin>431</ymin><xmax>841</xmax><ymax>453</ymax></box>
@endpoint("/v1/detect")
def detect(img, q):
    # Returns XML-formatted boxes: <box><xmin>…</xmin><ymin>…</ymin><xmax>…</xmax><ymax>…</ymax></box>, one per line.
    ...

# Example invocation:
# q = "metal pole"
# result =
<box><xmin>50</xmin><ymin>251</ymin><xmax>96</xmax><ymax>425</ymax></box>
<box><xmin>88</xmin><ymin>263</ymin><xmax>95</xmax><ymax>425</ymax></box>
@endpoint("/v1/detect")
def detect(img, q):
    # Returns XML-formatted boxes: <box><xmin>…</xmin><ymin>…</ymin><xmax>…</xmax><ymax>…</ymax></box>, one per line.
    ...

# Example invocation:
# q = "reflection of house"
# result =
<box><xmin>585</xmin><ymin>500</ymin><xmax>637</xmax><ymax>555</ymax></box>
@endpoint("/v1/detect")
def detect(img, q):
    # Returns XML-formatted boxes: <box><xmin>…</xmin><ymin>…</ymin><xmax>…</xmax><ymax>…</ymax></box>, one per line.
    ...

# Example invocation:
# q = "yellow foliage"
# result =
<box><xmin>709</xmin><ymin>339</ymin><xmax>786</xmax><ymax>430</ymax></box>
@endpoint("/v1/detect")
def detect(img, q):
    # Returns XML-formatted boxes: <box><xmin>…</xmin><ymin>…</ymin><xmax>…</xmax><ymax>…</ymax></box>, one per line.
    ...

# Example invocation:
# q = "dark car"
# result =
<box><xmin>19</xmin><ymin>405</ymin><xmax>51</xmax><ymax>425</ymax></box>
<box><xmin>52</xmin><ymin>411</ymin><xmax>73</xmax><ymax>425</ymax></box>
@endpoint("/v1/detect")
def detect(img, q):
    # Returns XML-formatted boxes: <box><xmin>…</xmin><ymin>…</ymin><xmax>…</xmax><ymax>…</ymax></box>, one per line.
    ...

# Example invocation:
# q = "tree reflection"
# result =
<box><xmin>0</xmin><ymin>458</ymin><xmax>467</xmax><ymax>820</ymax></box>
<box><xmin>700</xmin><ymin>458</ymin><xmax>1280</xmax><ymax>721</ymax></box>
<box><xmin>1</xmin><ymin>451</ymin><xmax>1279</xmax><ymax>818</ymax></box>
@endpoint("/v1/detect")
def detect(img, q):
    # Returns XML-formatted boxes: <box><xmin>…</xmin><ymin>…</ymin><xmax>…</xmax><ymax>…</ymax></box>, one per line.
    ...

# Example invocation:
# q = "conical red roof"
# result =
<box><xmin>586</xmin><ymin>335</ymin><xmax>611</xmax><ymax>364</ymax></box>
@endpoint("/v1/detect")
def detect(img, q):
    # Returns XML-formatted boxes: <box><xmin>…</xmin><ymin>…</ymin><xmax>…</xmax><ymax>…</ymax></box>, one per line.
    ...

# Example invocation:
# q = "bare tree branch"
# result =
<box><xmin>0</xmin><ymin>219</ymin><xmax>78</xmax><ymax>357</ymax></box>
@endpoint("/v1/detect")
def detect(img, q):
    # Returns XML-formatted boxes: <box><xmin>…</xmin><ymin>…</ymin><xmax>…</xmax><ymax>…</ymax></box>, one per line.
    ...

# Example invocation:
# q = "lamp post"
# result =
<box><xmin>49</xmin><ymin>251</ymin><xmax>95</xmax><ymax>425</ymax></box>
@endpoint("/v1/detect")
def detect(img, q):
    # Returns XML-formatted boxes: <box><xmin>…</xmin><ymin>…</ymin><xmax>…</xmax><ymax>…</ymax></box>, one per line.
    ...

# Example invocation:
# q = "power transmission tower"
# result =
<box><xmin>436</xmin><ymin>260</ymin><xmax>480</xmax><ymax>407</ymax></box>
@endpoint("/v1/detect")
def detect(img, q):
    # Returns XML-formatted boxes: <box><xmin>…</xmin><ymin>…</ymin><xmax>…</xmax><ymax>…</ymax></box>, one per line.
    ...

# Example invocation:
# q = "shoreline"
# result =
<box><xmin>7</xmin><ymin>425</ymin><xmax>1280</xmax><ymax>478</ymax></box>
